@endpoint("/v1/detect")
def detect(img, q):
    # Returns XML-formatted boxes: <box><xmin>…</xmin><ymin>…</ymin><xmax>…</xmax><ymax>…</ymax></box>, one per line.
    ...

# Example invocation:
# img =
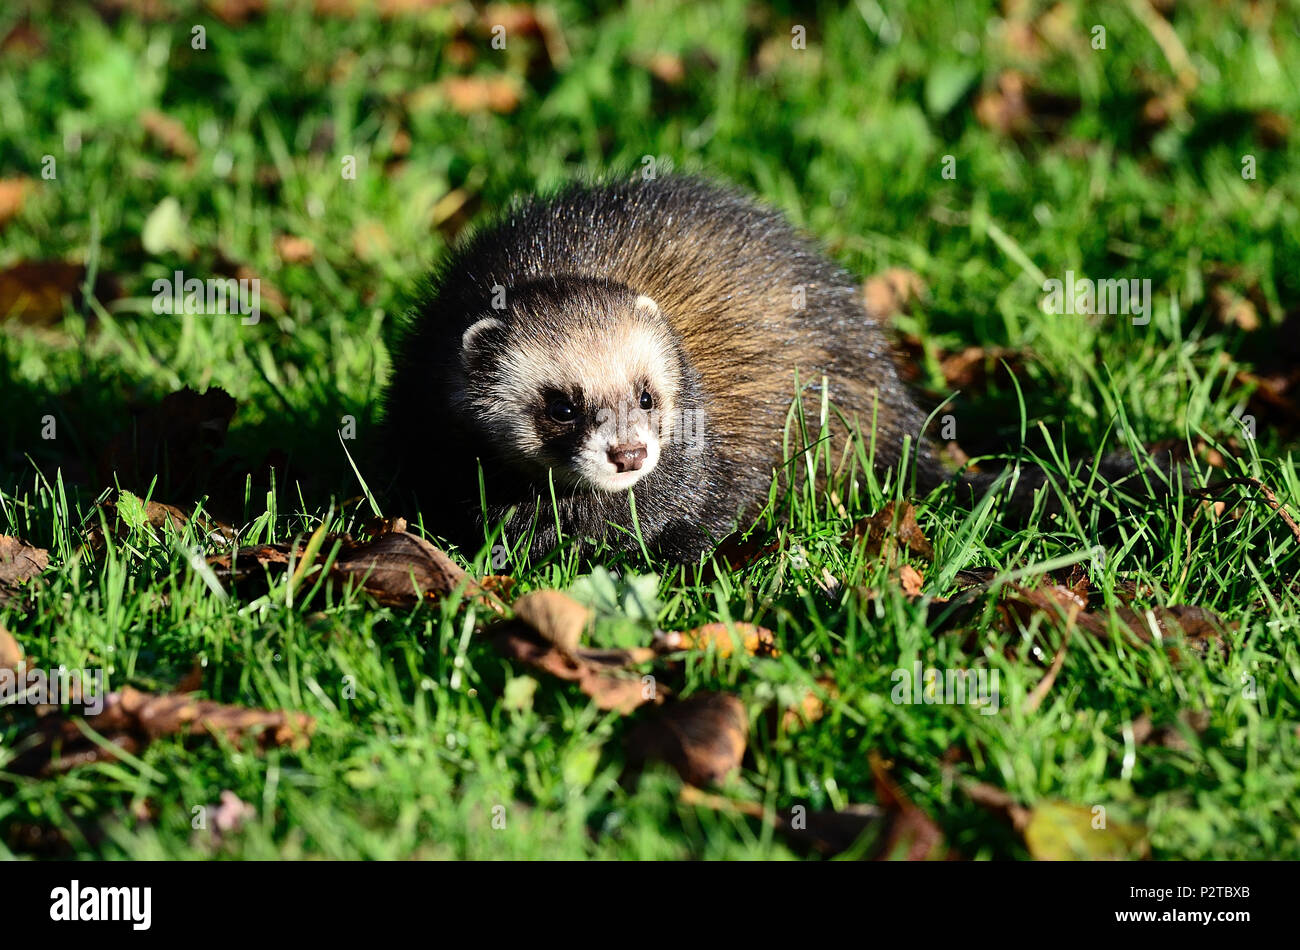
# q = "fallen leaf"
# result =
<box><xmin>207</xmin><ymin>0</ymin><xmax>268</xmax><ymax>25</ymax></box>
<box><xmin>863</xmin><ymin>267</ymin><xmax>926</xmax><ymax>319</ymax></box>
<box><xmin>0</xmin><ymin>534</ymin><xmax>49</xmax><ymax>603</ymax></box>
<box><xmin>654</xmin><ymin>621</ymin><xmax>778</xmax><ymax>658</ymax></box>
<box><xmin>512</xmin><ymin>589</ymin><xmax>592</xmax><ymax>653</ymax></box>
<box><xmin>10</xmin><ymin>685</ymin><xmax>315</xmax><ymax>776</ymax></box>
<box><xmin>1001</xmin><ymin>584</ymin><xmax>1233</xmax><ymax>659</ymax></box>
<box><xmin>1210</xmin><ymin>285</ymin><xmax>1260</xmax><ymax>332</ymax></box>
<box><xmin>1023</xmin><ymin>800</ymin><xmax>1149</xmax><ymax>860</ymax></box>
<box><xmin>0</xmin><ymin>260</ymin><xmax>115</xmax><ymax>326</ymax></box>
<box><xmin>84</xmin><ymin>491</ymin><xmax>236</xmax><ymax>555</ymax></box>
<box><xmin>0</xmin><ymin>178</ymin><xmax>31</xmax><ymax>228</ymax></box>
<box><xmin>351</xmin><ymin>221</ymin><xmax>390</xmax><ymax>263</ymax></box>
<box><xmin>139</xmin><ymin>109</ymin><xmax>197</xmax><ymax>160</ymax></box>
<box><xmin>898</xmin><ymin>564</ymin><xmax>925</xmax><ymax>597</ymax></box>
<box><xmin>974</xmin><ymin>69</ymin><xmax>1078</xmax><ymax>139</ymax></box>
<box><xmin>679</xmin><ymin>786</ymin><xmax>882</xmax><ymax>857</ymax></box>
<box><xmin>97</xmin><ymin>386</ymin><xmax>237</xmax><ymax>497</ymax></box>
<box><xmin>938</xmin><ymin>345</ymin><xmax>1023</xmax><ymax>389</ymax></box>
<box><xmin>436</xmin><ymin>76</ymin><xmax>522</xmax><ymax>114</ymax></box>
<box><xmin>778</xmin><ymin>677</ymin><xmax>837</xmax><ymax>732</ymax></box>
<box><xmin>960</xmin><ymin>780</ymin><xmax>1031</xmax><ymax>831</ymax></box>
<box><xmin>211</xmin><ymin>529</ymin><xmax>472</xmax><ymax>607</ymax></box>
<box><xmin>646</xmin><ymin>52</ymin><xmax>685</xmax><ymax>84</ymax></box>
<box><xmin>626</xmin><ymin>692</ymin><xmax>747</xmax><ymax>787</ymax></box>
<box><xmin>0</xmin><ymin>624</ymin><xmax>24</xmax><ymax>671</ymax></box>
<box><xmin>847</xmin><ymin>500</ymin><xmax>934</xmax><ymax>563</ymax></box>
<box><xmin>493</xmin><ymin>621</ymin><xmax>660</xmax><ymax>714</ymax></box>
<box><xmin>1</xmin><ymin>18</ymin><xmax>46</xmax><ymax>57</ymax></box>
<box><xmin>869</xmin><ymin>752</ymin><xmax>953</xmax><ymax>860</ymax></box>
<box><xmin>329</xmin><ymin>530</ymin><xmax>471</xmax><ymax>605</ymax></box>
<box><xmin>274</xmin><ymin>234</ymin><xmax>315</xmax><ymax>264</ymax></box>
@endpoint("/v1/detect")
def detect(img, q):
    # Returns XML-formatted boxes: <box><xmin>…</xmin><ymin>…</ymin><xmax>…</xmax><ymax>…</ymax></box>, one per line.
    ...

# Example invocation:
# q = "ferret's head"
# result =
<box><xmin>454</xmin><ymin>278</ymin><xmax>697</xmax><ymax>493</ymax></box>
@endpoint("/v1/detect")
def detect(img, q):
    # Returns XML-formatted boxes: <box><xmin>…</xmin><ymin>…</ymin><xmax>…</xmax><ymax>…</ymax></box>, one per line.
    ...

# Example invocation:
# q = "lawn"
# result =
<box><xmin>1</xmin><ymin>0</ymin><xmax>1298</xmax><ymax>859</ymax></box>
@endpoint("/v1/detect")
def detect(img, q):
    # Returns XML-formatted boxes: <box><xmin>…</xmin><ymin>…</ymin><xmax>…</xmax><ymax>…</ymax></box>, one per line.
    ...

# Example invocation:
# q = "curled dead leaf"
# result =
<box><xmin>847</xmin><ymin>500</ymin><xmax>933</xmax><ymax>563</ymax></box>
<box><xmin>627</xmin><ymin>691</ymin><xmax>747</xmax><ymax>787</ymax></box>
<box><xmin>655</xmin><ymin>621</ymin><xmax>778</xmax><ymax>658</ymax></box>
<box><xmin>493</xmin><ymin>621</ymin><xmax>661</xmax><ymax>715</ymax></box>
<box><xmin>10</xmin><ymin>686</ymin><xmax>315</xmax><ymax>776</ymax></box>
<box><xmin>0</xmin><ymin>260</ymin><xmax>117</xmax><ymax>326</ymax></box>
<box><xmin>512</xmin><ymin>589</ymin><xmax>592</xmax><ymax>653</ymax></box>
<box><xmin>0</xmin><ymin>534</ymin><xmax>49</xmax><ymax>603</ymax></box>
<box><xmin>869</xmin><ymin>752</ymin><xmax>953</xmax><ymax>860</ymax></box>
<box><xmin>208</xmin><ymin>529</ymin><xmax>472</xmax><ymax>607</ymax></box>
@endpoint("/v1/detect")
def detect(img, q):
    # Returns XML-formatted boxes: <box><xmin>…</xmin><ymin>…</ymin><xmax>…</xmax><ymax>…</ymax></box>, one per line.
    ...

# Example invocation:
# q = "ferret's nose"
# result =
<box><xmin>608</xmin><ymin>443</ymin><xmax>648</xmax><ymax>473</ymax></box>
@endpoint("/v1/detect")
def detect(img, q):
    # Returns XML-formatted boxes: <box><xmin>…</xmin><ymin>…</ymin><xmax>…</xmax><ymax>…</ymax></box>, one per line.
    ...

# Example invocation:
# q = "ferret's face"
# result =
<box><xmin>457</xmin><ymin>288</ymin><xmax>687</xmax><ymax>493</ymax></box>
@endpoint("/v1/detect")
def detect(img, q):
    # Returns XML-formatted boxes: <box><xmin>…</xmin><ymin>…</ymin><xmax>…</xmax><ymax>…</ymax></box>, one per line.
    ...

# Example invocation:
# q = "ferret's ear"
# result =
<box><xmin>633</xmin><ymin>294</ymin><xmax>662</xmax><ymax>318</ymax></box>
<box><xmin>461</xmin><ymin>317</ymin><xmax>504</xmax><ymax>371</ymax></box>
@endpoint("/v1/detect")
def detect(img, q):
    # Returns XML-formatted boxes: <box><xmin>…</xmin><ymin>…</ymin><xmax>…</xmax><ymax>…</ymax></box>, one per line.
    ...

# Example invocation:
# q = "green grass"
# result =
<box><xmin>1</xmin><ymin>0</ymin><xmax>1299</xmax><ymax>859</ymax></box>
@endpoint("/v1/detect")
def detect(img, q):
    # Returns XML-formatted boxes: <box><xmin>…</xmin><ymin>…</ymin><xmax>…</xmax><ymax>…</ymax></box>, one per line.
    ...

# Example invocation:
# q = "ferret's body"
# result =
<box><xmin>382</xmin><ymin>176</ymin><xmax>940</xmax><ymax>561</ymax></box>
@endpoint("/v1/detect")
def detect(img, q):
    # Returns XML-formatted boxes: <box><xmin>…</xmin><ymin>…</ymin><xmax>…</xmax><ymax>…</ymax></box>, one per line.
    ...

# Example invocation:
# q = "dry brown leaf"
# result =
<box><xmin>779</xmin><ymin>676</ymin><xmax>837</xmax><ymax>732</ymax></box>
<box><xmin>863</xmin><ymin>267</ymin><xmax>926</xmax><ymax>319</ymax></box>
<box><xmin>139</xmin><ymin>109</ymin><xmax>198</xmax><ymax>160</ymax></box>
<box><xmin>0</xmin><ymin>534</ymin><xmax>49</xmax><ymax>588</ymax></box>
<box><xmin>0</xmin><ymin>624</ymin><xmax>24</xmax><ymax>672</ymax></box>
<box><xmin>84</xmin><ymin>493</ymin><xmax>236</xmax><ymax>556</ymax></box>
<box><xmin>1131</xmin><ymin>709</ymin><xmax>1209</xmax><ymax>751</ymax></box>
<box><xmin>274</xmin><ymin>234</ymin><xmax>316</xmax><ymax>264</ymax></box>
<box><xmin>97</xmin><ymin>386</ymin><xmax>237</xmax><ymax>497</ymax></box>
<box><xmin>898</xmin><ymin>564</ymin><xmax>925</xmax><ymax>598</ymax></box>
<box><xmin>868</xmin><ymin>752</ymin><xmax>953</xmax><ymax>860</ymax></box>
<box><xmin>206</xmin><ymin>0</ymin><xmax>268</xmax><ymax>24</ymax></box>
<box><xmin>1001</xmin><ymin>583</ymin><xmax>1233</xmax><ymax>660</ymax></box>
<box><xmin>207</xmin><ymin>529</ymin><xmax>472</xmax><ymax>606</ymax></box>
<box><xmin>975</xmin><ymin>70</ymin><xmax>1031</xmax><ymax>136</ymax></box>
<box><xmin>0</xmin><ymin>178</ymin><xmax>31</xmax><ymax>228</ymax></box>
<box><xmin>655</xmin><ymin>621</ymin><xmax>778</xmax><ymax>658</ymax></box>
<box><xmin>961</xmin><ymin>780</ymin><xmax>1031</xmax><ymax>831</ymax></box>
<box><xmin>627</xmin><ymin>692</ymin><xmax>747</xmax><ymax>787</ymax></box>
<box><xmin>0</xmin><ymin>535</ymin><xmax>49</xmax><ymax>604</ymax></box>
<box><xmin>847</xmin><ymin>500</ymin><xmax>933</xmax><ymax>563</ymax></box>
<box><xmin>351</xmin><ymin>221</ymin><xmax>391</xmax><ymax>262</ymax></box>
<box><xmin>512</xmin><ymin>589</ymin><xmax>592</xmax><ymax>653</ymax></box>
<box><xmin>974</xmin><ymin>69</ymin><xmax>1078</xmax><ymax>139</ymax></box>
<box><xmin>1210</xmin><ymin>285</ymin><xmax>1260</xmax><ymax>332</ymax></box>
<box><xmin>646</xmin><ymin>52</ymin><xmax>686</xmax><ymax>84</ymax></box>
<box><xmin>679</xmin><ymin>786</ymin><xmax>881</xmax><ymax>857</ymax></box>
<box><xmin>10</xmin><ymin>686</ymin><xmax>315</xmax><ymax>776</ymax></box>
<box><xmin>0</xmin><ymin>260</ymin><xmax>96</xmax><ymax>325</ymax></box>
<box><xmin>438</xmin><ymin>76</ymin><xmax>523</xmax><ymax>114</ymax></box>
<box><xmin>493</xmin><ymin>621</ymin><xmax>661</xmax><ymax>715</ymax></box>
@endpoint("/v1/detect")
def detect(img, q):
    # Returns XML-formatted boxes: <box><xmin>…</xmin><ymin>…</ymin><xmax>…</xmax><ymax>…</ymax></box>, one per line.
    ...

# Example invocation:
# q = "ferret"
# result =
<box><xmin>380</xmin><ymin>175</ymin><xmax>944</xmax><ymax>561</ymax></box>
<box><xmin>380</xmin><ymin>176</ymin><xmax>1166</xmax><ymax>562</ymax></box>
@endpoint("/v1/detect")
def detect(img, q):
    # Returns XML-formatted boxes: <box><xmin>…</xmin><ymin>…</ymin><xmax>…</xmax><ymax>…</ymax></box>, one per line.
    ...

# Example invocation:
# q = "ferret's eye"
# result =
<box><xmin>546</xmin><ymin>397</ymin><xmax>577</xmax><ymax>423</ymax></box>
<box><xmin>639</xmin><ymin>390</ymin><xmax>654</xmax><ymax>411</ymax></box>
